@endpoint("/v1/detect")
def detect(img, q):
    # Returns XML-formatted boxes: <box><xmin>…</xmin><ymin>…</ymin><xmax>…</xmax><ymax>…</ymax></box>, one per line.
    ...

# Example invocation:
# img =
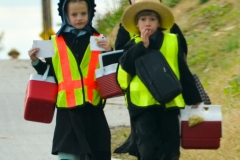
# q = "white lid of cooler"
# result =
<box><xmin>180</xmin><ymin>104</ymin><xmax>222</xmax><ymax>121</ymax></box>
<box><xmin>95</xmin><ymin>63</ymin><xmax>118</xmax><ymax>78</ymax></box>
<box><xmin>95</xmin><ymin>50</ymin><xmax>123</xmax><ymax>78</ymax></box>
<box><xmin>29</xmin><ymin>74</ymin><xmax>56</xmax><ymax>83</ymax></box>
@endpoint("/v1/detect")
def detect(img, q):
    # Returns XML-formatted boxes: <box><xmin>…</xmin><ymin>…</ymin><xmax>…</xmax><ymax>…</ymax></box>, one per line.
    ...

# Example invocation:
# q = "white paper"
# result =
<box><xmin>32</xmin><ymin>40</ymin><xmax>54</xmax><ymax>58</ymax></box>
<box><xmin>90</xmin><ymin>35</ymin><xmax>106</xmax><ymax>51</ymax></box>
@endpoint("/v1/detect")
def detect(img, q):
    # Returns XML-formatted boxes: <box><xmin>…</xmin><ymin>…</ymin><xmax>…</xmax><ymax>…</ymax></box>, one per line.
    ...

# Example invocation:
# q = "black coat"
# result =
<box><xmin>32</xmin><ymin>32</ymin><xmax>111</xmax><ymax>159</ymax></box>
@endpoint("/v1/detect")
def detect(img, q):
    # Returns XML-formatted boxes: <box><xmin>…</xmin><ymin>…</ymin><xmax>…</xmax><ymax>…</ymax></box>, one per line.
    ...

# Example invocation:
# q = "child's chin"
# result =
<box><xmin>74</xmin><ymin>26</ymin><xmax>85</xmax><ymax>30</ymax></box>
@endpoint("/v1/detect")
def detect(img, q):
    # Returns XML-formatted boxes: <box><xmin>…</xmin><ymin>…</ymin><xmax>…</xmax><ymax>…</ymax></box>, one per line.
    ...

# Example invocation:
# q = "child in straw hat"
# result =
<box><xmin>115</xmin><ymin>0</ymin><xmax>188</xmax><ymax>58</ymax></box>
<box><xmin>114</xmin><ymin>0</ymin><xmax>202</xmax><ymax>159</ymax></box>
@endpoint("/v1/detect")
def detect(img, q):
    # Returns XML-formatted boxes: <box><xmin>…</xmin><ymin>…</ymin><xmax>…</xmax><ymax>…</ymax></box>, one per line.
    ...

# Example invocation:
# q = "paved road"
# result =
<box><xmin>0</xmin><ymin>60</ymin><xmax>129</xmax><ymax>160</ymax></box>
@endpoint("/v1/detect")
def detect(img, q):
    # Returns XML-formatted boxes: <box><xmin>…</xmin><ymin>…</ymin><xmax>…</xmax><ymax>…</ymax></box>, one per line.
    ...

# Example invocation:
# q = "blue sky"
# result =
<box><xmin>0</xmin><ymin>0</ymin><xmax>110</xmax><ymax>59</ymax></box>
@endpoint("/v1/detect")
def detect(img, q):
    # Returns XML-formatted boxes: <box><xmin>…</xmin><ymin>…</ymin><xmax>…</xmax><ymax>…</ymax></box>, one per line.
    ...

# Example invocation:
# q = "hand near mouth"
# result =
<box><xmin>141</xmin><ymin>28</ymin><xmax>151</xmax><ymax>48</ymax></box>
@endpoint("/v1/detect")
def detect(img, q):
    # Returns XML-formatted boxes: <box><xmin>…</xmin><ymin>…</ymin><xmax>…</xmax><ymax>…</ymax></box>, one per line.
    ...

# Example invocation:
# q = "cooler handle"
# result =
<box><xmin>42</xmin><ymin>65</ymin><xmax>50</xmax><ymax>81</ymax></box>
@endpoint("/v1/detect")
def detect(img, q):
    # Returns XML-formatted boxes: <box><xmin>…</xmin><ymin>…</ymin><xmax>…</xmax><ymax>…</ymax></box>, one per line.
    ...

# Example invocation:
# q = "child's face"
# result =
<box><xmin>67</xmin><ymin>2</ymin><xmax>88</xmax><ymax>29</ymax></box>
<box><xmin>137</xmin><ymin>14</ymin><xmax>159</xmax><ymax>36</ymax></box>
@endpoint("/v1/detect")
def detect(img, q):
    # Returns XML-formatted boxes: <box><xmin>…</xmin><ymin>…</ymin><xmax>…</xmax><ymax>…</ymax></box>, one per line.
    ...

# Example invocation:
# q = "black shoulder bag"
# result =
<box><xmin>135</xmin><ymin>50</ymin><xmax>182</xmax><ymax>103</ymax></box>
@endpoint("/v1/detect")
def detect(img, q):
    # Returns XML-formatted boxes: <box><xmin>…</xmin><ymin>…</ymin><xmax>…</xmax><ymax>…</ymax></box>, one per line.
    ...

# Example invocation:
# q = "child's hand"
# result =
<box><xmin>97</xmin><ymin>39</ymin><xmax>112</xmax><ymax>52</ymax></box>
<box><xmin>28</xmin><ymin>48</ymin><xmax>39</xmax><ymax>62</ymax></box>
<box><xmin>192</xmin><ymin>102</ymin><xmax>201</xmax><ymax>109</ymax></box>
<box><xmin>141</xmin><ymin>27</ymin><xmax>151</xmax><ymax>48</ymax></box>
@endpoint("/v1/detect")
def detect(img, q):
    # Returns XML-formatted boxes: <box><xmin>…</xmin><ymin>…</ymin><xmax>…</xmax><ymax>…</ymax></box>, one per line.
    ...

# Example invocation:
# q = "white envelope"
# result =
<box><xmin>90</xmin><ymin>35</ymin><xmax>106</xmax><ymax>51</ymax></box>
<box><xmin>32</xmin><ymin>40</ymin><xmax>54</xmax><ymax>58</ymax></box>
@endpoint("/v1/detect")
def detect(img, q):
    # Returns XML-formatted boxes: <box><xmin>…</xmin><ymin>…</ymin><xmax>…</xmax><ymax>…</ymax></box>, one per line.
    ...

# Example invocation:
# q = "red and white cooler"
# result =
<box><xmin>24</xmin><ymin>65</ymin><xmax>57</xmax><ymax>123</ymax></box>
<box><xmin>180</xmin><ymin>104</ymin><xmax>222</xmax><ymax>149</ymax></box>
<box><xmin>95</xmin><ymin>50</ymin><xmax>123</xmax><ymax>99</ymax></box>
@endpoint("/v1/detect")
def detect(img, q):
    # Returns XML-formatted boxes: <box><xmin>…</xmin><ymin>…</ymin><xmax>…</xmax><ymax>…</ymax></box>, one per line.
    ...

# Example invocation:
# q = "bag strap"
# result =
<box><xmin>192</xmin><ymin>74</ymin><xmax>211</xmax><ymax>104</ymax></box>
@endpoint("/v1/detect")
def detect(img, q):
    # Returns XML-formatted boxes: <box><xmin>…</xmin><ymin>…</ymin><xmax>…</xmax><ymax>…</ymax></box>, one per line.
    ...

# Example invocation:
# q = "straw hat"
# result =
<box><xmin>8</xmin><ymin>49</ymin><xmax>20</xmax><ymax>56</ymax></box>
<box><xmin>122</xmin><ymin>0</ymin><xmax>174</xmax><ymax>35</ymax></box>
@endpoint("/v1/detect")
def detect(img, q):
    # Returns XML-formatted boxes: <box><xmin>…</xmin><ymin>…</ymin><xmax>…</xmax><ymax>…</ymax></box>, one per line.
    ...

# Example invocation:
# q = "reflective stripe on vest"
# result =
<box><xmin>51</xmin><ymin>35</ymin><xmax>101</xmax><ymax>108</ymax></box>
<box><xmin>129</xmin><ymin>33</ymin><xmax>135</xmax><ymax>39</ymax></box>
<box><xmin>117</xmin><ymin>33</ymin><xmax>185</xmax><ymax>108</ymax></box>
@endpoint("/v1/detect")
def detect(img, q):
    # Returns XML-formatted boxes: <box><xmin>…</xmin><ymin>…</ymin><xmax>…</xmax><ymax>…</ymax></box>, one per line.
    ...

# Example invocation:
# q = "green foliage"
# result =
<box><xmin>224</xmin><ymin>76</ymin><xmax>240</xmax><ymax>98</ymax></box>
<box><xmin>95</xmin><ymin>0</ymin><xmax>128</xmax><ymax>35</ymax></box>
<box><xmin>219</xmin><ymin>34</ymin><xmax>239</xmax><ymax>52</ymax></box>
<box><xmin>199</xmin><ymin>0</ymin><xmax>209</xmax><ymax>4</ymax></box>
<box><xmin>163</xmin><ymin>0</ymin><xmax>181</xmax><ymax>7</ymax></box>
<box><xmin>123</xmin><ymin>133</ymin><xmax>128</xmax><ymax>138</ymax></box>
<box><xmin>185</xmin><ymin>2</ymin><xmax>238</xmax><ymax>74</ymax></box>
<box><xmin>194</xmin><ymin>3</ymin><xmax>232</xmax><ymax>19</ymax></box>
<box><xmin>192</xmin><ymin>3</ymin><xmax>233</xmax><ymax>30</ymax></box>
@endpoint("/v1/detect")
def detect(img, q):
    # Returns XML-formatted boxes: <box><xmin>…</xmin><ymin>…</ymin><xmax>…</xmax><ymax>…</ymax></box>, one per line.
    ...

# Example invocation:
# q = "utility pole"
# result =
<box><xmin>40</xmin><ymin>0</ymin><xmax>55</xmax><ymax>40</ymax></box>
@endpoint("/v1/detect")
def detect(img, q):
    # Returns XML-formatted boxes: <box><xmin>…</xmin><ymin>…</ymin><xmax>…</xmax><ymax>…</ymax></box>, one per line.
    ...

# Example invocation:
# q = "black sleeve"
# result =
<box><xmin>33</xmin><ymin>58</ymin><xmax>55</xmax><ymax>77</ymax></box>
<box><xmin>170</xmin><ymin>23</ymin><xmax>188</xmax><ymax>56</ymax></box>
<box><xmin>115</xmin><ymin>24</ymin><xmax>131</xmax><ymax>50</ymax></box>
<box><xmin>119</xmin><ymin>40</ymin><xmax>147</xmax><ymax>75</ymax></box>
<box><xmin>178</xmin><ymin>46</ymin><xmax>202</xmax><ymax>105</ymax></box>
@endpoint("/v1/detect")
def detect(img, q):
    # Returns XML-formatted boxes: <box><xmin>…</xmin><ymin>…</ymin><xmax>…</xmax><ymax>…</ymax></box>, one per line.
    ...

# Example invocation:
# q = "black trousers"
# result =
<box><xmin>135</xmin><ymin>107</ymin><xmax>180</xmax><ymax>160</ymax></box>
<box><xmin>52</xmin><ymin>105</ymin><xmax>111</xmax><ymax>160</ymax></box>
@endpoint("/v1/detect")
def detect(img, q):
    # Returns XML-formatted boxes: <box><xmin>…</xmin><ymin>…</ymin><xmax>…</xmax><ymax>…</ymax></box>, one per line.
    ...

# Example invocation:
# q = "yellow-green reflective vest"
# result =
<box><xmin>51</xmin><ymin>35</ymin><xmax>103</xmax><ymax>108</ymax></box>
<box><xmin>117</xmin><ymin>33</ymin><xmax>185</xmax><ymax>108</ymax></box>
<box><xmin>129</xmin><ymin>33</ymin><xmax>135</xmax><ymax>39</ymax></box>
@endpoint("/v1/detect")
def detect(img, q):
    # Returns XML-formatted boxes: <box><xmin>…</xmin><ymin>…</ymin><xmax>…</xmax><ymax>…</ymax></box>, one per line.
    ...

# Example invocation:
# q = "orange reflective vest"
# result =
<box><xmin>51</xmin><ymin>35</ymin><xmax>103</xmax><ymax>108</ymax></box>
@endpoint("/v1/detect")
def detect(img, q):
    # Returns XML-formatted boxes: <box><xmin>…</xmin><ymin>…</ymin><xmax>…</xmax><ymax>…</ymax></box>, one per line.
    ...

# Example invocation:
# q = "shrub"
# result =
<box><xmin>95</xmin><ymin>0</ymin><xmax>128</xmax><ymax>35</ymax></box>
<box><xmin>199</xmin><ymin>0</ymin><xmax>209</xmax><ymax>4</ymax></box>
<box><xmin>164</xmin><ymin>0</ymin><xmax>181</xmax><ymax>7</ymax></box>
